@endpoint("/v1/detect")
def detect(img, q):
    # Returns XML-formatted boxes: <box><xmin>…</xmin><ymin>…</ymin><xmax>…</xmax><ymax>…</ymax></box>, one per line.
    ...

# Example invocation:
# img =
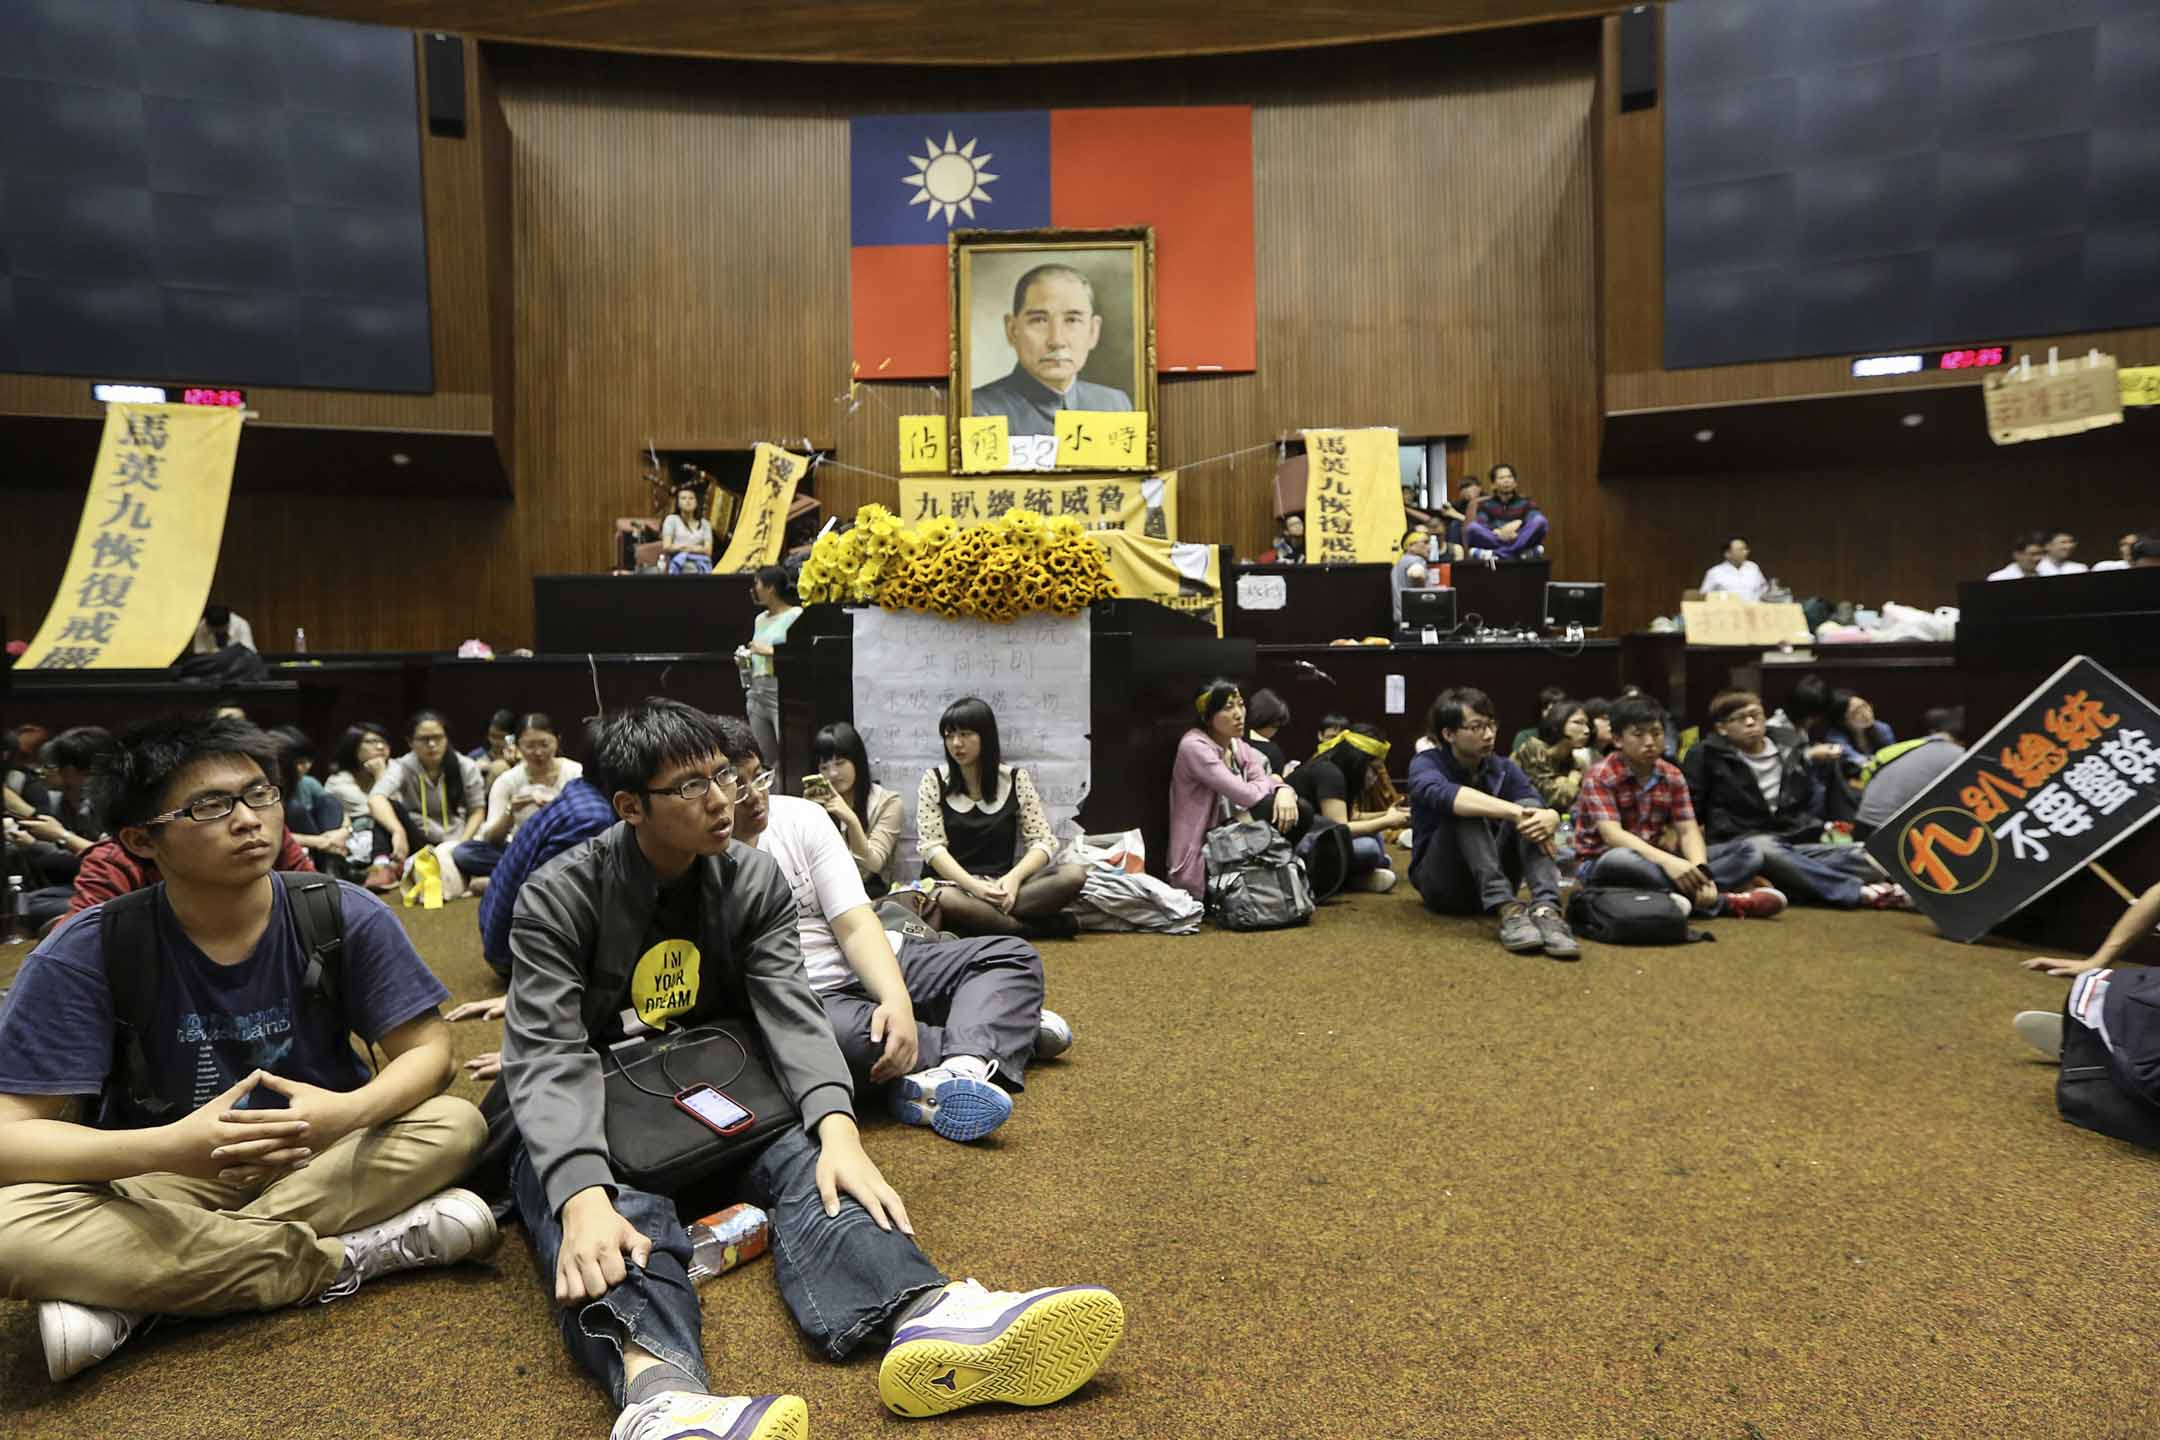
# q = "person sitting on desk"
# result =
<box><xmin>1988</xmin><ymin>531</ymin><xmax>2049</xmax><ymax>580</ymax></box>
<box><xmin>1438</xmin><ymin>478</ymin><xmax>1484</xmax><ymax>562</ymax></box>
<box><xmin>968</xmin><ymin>266</ymin><xmax>1131</xmax><ymax>437</ymax></box>
<box><xmin>1700</xmin><ymin>537</ymin><xmax>1767</xmax><ymax>601</ymax></box>
<box><xmin>1463</xmin><ymin>465</ymin><xmax>1548</xmax><ymax>562</ymax></box>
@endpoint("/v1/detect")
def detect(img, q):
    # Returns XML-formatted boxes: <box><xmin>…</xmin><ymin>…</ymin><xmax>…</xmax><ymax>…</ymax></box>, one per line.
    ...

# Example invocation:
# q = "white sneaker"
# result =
<box><xmin>879</xmin><ymin>1278</ymin><xmax>1125</xmax><ymax>1418</ymax></box>
<box><xmin>892</xmin><ymin>1066</ymin><xmax>1013</xmax><ymax>1142</ymax></box>
<box><xmin>1394</xmin><ymin>829</ymin><xmax>1414</xmax><ymax>849</ymax></box>
<box><xmin>611</xmin><ymin>1390</ymin><xmax>808</xmax><ymax>1440</ymax></box>
<box><xmin>1350</xmin><ymin>867</ymin><xmax>1398</xmax><ymax>893</ymax></box>
<box><xmin>2013</xmin><ymin>1010</ymin><xmax>2065</xmax><ymax>1061</ymax></box>
<box><xmin>324</xmin><ymin>1186</ymin><xmax>499</xmax><ymax>1298</ymax></box>
<box><xmin>39</xmin><ymin>1301</ymin><xmax>146</xmax><ymax>1381</ymax></box>
<box><xmin>1034</xmin><ymin>1009</ymin><xmax>1073</xmax><ymax>1061</ymax></box>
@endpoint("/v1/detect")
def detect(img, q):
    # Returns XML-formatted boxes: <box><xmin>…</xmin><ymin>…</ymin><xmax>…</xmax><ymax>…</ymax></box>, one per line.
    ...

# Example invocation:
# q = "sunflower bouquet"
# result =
<box><xmin>798</xmin><ymin>505</ymin><xmax>1117</xmax><ymax>623</ymax></box>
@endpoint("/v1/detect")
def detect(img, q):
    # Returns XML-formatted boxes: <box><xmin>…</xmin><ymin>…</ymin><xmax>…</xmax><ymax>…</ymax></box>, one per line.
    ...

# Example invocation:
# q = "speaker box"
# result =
<box><xmin>424</xmin><ymin>32</ymin><xmax>466</xmax><ymax>138</ymax></box>
<box><xmin>1619</xmin><ymin>5</ymin><xmax>1658</xmax><ymax>113</ymax></box>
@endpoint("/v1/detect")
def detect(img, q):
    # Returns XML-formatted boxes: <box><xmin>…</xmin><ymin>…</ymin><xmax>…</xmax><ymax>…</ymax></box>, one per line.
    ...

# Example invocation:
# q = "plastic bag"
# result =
<box><xmin>402</xmin><ymin>846</ymin><xmax>445</xmax><ymax>909</ymax></box>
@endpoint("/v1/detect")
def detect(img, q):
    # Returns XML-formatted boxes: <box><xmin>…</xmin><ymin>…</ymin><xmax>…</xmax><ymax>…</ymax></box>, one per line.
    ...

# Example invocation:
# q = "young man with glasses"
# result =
<box><xmin>1407</xmin><ymin>687</ymin><xmax>1578</xmax><ymax>957</ymax></box>
<box><xmin>499</xmin><ymin>699</ymin><xmax>1122</xmax><ymax>1440</ymax></box>
<box><xmin>0</xmin><ymin>712</ymin><xmax>495</xmax><ymax>1381</ymax></box>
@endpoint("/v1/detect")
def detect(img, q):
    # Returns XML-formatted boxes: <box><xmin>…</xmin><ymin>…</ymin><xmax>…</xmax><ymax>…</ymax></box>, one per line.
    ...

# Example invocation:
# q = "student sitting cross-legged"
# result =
<box><xmin>500</xmin><ymin>699</ymin><xmax>1122</xmax><ymax>1439</ymax></box>
<box><xmin>0</xmin><ymin>712</ymin><xmax>494</xmax><ymax>1382</ymax></box>
<box><xmin>1681</xmin><ymin>689</ymin><xmax>1910</xmax><ymax>910</ymax></box>
<box><xmin>1408</xmin><ymin>688</ymin><xmax>1579</xmax><ymax>958</ymax></box>
<box><xmin>1572</xmin><ymin>695</ymin><xmax>1788</xmax><ymax>920</ymax></box>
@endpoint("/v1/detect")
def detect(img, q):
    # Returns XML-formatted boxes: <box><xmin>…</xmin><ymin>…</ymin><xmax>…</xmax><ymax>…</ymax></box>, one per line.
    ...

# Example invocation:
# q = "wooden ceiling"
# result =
<box><xmin>224</xmin><ymin>0</ymin><xmax>1630</xmax><ymax>65</ymax></box>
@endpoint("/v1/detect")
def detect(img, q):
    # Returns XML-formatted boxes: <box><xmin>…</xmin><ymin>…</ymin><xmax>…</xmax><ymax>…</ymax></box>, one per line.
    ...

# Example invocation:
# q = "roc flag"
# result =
<box><xmin>849</xmin><ymin>106</ymin><xmax>1254</xmax><ymax>380</ymax></box>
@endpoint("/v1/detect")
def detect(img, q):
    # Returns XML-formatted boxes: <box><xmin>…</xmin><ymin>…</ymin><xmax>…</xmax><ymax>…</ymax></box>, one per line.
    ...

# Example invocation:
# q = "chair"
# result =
<box><xmin>615</xmin><ymin>517</ymin><xmax>662</xmax><ymax>572</ymax></box>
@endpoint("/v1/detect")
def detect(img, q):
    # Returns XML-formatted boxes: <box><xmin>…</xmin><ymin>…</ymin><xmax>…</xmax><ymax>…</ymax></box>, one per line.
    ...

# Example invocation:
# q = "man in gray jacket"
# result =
<box><xmin>501</xmin><ymin>699</ymin><xmax>1122</xmax><ymax>1440</ymax></box>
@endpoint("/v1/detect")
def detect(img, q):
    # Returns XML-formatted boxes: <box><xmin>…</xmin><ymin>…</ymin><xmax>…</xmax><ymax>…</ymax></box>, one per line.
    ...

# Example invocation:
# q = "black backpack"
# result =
<box><xmin>99</xmin><ymin>876</ymin><xmax>352</xmax><ymax>1123</ymax></box>
<box><xmin>1564</xmin><ymin>888</ymin><xmax>1714</xmax><ymax>946</ymax></box>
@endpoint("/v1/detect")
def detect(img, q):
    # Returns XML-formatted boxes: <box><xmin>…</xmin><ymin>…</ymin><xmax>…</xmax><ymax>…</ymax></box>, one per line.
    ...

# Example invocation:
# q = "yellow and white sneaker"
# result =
<box><xmin>610</xmin><ymin>1391</ymin><xmax>808</xmax><ymax>1440</ymax></box>
<box><xmin>879</xmin><ymin>1279</ymin><xmax>1124</xmax><ymax>1418</ymax></box>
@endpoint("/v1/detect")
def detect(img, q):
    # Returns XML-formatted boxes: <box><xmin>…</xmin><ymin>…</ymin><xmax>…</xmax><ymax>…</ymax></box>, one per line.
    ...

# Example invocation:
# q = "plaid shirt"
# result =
<box><xmin>478</xmin><ymin>776</ymin><xmax>616</xmax><ymax>975</ymax></box>
<box><xmin>1571</xmin><ymin>751</ymin><xmax>1696</xmax><ymax>863</ymax></box>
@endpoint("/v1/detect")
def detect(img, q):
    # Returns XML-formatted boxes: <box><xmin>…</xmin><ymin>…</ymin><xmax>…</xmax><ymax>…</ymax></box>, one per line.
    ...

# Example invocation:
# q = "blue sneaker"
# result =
<box><xmin>892</xmin><ymin>1066</ymin><xmax>1013</xmax><ymax>1142</ymax></box>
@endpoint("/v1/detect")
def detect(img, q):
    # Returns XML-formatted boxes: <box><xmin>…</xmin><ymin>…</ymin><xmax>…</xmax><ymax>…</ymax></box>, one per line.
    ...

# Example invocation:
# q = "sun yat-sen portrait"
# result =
<box><xmin>950</xmin><ymin>228</ymin><xmax>1156</xmax><ymax>468</ymax></box>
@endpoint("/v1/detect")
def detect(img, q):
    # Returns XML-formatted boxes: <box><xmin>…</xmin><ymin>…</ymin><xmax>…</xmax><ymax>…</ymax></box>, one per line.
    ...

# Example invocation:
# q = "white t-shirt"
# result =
<box><xmin>1987</xmin><ymin>562</ymin><xmax>2033</xmax><ymax>581</ymax></box>
<box><xmin>2037</xmin><ymin>558</ymin><xmax>2088</xmax><ymax>575</ymax></box>
<box><xmin>750</xmin><ymin>794</ymin><xmax>883</xmax><ymax>994</ymax></box>
<box><xmin>484</xmin><ymin>758</ymin><xmax>585</xmax><ymax>842</ymax></box>
<box><xmin>662</xmin><ymin>514</ymin><xmax>712</xmax><ymax>552</ymax></box>
<box><xmin>1699</xmin><ymin>560</ymin><xmax>1767</xmax><ymax>602</ymax></box>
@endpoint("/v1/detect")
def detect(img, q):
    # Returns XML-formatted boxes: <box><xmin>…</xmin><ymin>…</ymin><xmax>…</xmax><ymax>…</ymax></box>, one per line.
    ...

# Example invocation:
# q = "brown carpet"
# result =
<box><xmin>5</xmin><ymin>863</ymin><xmax>2160</xmax><ymax>1440</ymax></box>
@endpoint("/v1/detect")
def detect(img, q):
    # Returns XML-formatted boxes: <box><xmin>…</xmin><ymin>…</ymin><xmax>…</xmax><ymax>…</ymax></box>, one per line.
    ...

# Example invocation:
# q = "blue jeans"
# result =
<box><xmin>669</xmin><ymin>552</ymin><xmax>713</xmax><ymax>576</ymax></box>
<box><xmin>1752</xmin><ymin>839</ymin><xmax>1870</xmax><ymax>908</ymax></box>
<box><xmin>510</xmin><ymin>1128</ymin><xmax>947</xmax><ymax>1406</ymax></box>
<box><xmin>1349</xmin><ymin>834</ymin><xmax>1386</xmax><ymax>875</ymax></box>
<box><xmin>1579</xmin><ymin>837</ymin><xmax>1764</xmax><ymax>913</ymax></box>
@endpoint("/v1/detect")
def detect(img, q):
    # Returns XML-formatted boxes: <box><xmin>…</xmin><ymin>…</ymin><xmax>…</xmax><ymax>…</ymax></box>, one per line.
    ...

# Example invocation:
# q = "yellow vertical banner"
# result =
<box><xmin>1302</xmin><ymin>427</ymin><xmax>1403</xmax><ymax>564</ymax></box>
<box><xmin>1094</xmin><ymin>531</ymin><xmax>1223</xmax><ymax>635</ymax></box>
<box><xmin>714</xmin><ymin>442</ymin><xmax>808</xmax><ymax>572</ymax></box>
<box><xmin>19</xmin><ymin>404</ymin><xmax>243</xmax><ymax>670</ymax></box>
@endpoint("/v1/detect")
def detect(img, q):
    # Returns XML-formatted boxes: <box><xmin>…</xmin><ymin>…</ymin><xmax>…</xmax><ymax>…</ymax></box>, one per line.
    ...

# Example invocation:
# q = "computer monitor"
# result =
<box><xmin>1544</xmin><ymin>582</ymin><xmax>1605</xmax><ymax>633</ymax></box>
<box><xmin>1399</xmin><ymin>586</ymin><xmax>1458</xmax><ymax>641</ymax></box>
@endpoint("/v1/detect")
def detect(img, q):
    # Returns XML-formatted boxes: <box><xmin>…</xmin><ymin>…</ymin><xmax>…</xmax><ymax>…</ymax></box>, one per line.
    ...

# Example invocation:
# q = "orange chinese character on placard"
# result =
<box><xmin>2043</xmin><ymin>690</ymin><xmax>2120</xmax><ymax>752</ymax></box>
<box><xmin>1958</xmin><ymin>769</ymin><xmax>2029</xmax><ymax>823</ymax></box>
<box><xmin>1907</xmin><ymin>819</ymin><xmax>1990</xmax><ymax>893</ymax></box>
<box><xmin>1998</xmin><ymin>733</ymin><xmax>2067</xmax><ymax>789</ymax></box>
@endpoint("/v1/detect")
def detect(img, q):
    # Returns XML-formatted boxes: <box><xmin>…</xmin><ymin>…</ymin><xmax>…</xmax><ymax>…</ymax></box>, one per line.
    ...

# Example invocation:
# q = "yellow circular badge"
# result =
<box><xmin>631</xmin><ymin>939</ymin><xmax>702</xmax><ymax>1029</ymax></box>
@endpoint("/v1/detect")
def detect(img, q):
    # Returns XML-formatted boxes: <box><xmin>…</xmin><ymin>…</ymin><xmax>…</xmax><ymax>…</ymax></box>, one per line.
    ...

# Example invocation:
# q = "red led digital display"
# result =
<box><xmin>1936</xmin><ymin>348</ymin><xmax>2005</xmax><ymax>370</ymax></box>
<box><xmin>181</xmin><ymin>387</ymin><xmax>248</xmax><ymax>407</ymax></box>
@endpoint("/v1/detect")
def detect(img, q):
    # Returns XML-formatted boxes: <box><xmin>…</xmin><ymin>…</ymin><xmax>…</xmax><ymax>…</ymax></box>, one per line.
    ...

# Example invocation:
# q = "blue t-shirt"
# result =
<box><xmin>0</xmin><ymin>877</ymin><xmax>449</xmax><ymax>1129</ymax></box>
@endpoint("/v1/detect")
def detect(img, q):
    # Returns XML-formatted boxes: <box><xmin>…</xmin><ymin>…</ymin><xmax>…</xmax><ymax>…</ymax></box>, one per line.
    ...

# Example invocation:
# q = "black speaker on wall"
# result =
<box><xmin>1618</xmin><ymin>5</ymin><xmax>1659</xmax><ymax>113</ymax></box>
<box><xmin>424</xmin><ymin>32</ymin><xmax>466</xmax><ymax>138</ymax></box>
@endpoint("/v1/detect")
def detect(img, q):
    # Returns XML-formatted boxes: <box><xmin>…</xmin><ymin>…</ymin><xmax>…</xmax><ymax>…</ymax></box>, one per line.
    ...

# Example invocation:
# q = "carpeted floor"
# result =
<box><xmin>5</xmin><ymin>861</ymin><xmax>2159</xmax><ymax>1440</ymax></box>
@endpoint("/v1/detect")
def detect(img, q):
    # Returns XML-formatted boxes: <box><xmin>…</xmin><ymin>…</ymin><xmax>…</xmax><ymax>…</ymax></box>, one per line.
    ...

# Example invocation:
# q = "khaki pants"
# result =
<box><xmin>0</xmin><ymin>1094</ymin><xmax>485</xmax><ymax>1315</ymax></box>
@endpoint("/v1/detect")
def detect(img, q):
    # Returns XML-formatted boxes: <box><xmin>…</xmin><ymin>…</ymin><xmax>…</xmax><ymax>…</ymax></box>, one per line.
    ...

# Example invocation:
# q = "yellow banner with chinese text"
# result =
<box><xmin>18</xmin><ymin>404</ymin><xmax>243</xmax><ymax>671</ymax></box>
<box><xmin>897</xmin><ymin>473</ymin><xmax>1178</xmax><ymax>539</ymax></box>
<box><xmin>2124</xmin><ymin>367</ymin><xmax>2160</xmax><ymax>408</ymax></box>
<box><xmin>1053</xmin><ymin>410</ymin><xmax>1150</xmax><ymax>470</ymax></box>
<box><xmin>1094</xmin><ymin>530</ymin><xmax>1222</xmax><ymax>635</ymax></box>
<box><xmin>1301</xmin><ymin>427</ymin><xmax>1403</xmax><ymax>564</ymax></box>
<box><xmin>715</xmin><ymin>442</ymin><xmax>809</xmax><ymax>572</ymax></box>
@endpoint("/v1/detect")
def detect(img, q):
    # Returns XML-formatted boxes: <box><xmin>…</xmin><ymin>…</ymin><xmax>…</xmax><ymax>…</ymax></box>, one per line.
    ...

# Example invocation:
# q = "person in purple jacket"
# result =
<box><xmin>1462</xmin><ymin>463</ymin><xmax>1549</xmax><ymax>562</ymax></box>
<box><xmin>1167</xmin><ymin>679</ymin><xmax>1298</xmax><ymax>899</ymax></box>
<box><xmin>1406</xmin><ymin>686</ymin><xmax>1578</xmax><ymax>958</ymax></box>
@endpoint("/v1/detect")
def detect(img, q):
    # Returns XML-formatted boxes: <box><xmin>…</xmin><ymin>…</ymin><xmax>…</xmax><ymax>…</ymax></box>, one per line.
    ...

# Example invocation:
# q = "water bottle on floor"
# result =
<box><xmin>3</xmin><ymin>874</ymin><xmax>27</xmax><ymax>945</ymax></box>
<box><xmin>686</xmin><ymin>1203</ymin><xmax>770</xmax><ymax>1282</ymax></box>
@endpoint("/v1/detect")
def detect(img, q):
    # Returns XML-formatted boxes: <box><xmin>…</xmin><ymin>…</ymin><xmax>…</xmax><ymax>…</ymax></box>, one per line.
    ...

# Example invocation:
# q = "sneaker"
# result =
<box><xmin>2013</xmin><ymin>1010</ymin><xmax>2065</xmax><ymax>1061</ymax></box>
<box><xmin>1497</xmin><ymin>902</ymin><xmax>1544</xmax><ymax>953</ymax></box>
<box><xmin>611</xmin><ymin>1391</ymin><xmax>808</xmax><ymax>1440</ymax></box>
<box><xmin>324</xmin><ymin>1186</ymin><xmax>499</xmax><ymax>1298</ymax></box>
<box><xmin>1722</xmin><ymin>886</ymin><xmax>1788</xmax><ymax>919</ymax></box>
<box><xmin>364</xmin><ymin>859</ymin><xmax>401</xmax><ymax>892</ymax></box>
<box><xmin>1529</xmin><ymin>904</ymin><xmax>1580</xmax><ymax>960</ymax></box>
<box><xmin>1350</xmin><ymin>866</ymin><xmax>1398</xmax><ymax>893</ymax></box>
<box><xmin>1861</xmin><ymin>881</ymin><xmax>1915</xmax><ymax>910</ymax></box>
<box><xmin>879</xmin><ymin>1278</ymin><xmax>1125</xmax><ymax>1418</ymax></box>
<box><xmin>1469</xmin><ymin>548</ymin><xmax>1498</xmax><ymax>568</ymax></box>
<box><xmin>1395</xmin><ymin>829</ymin><xmax>1414</xmax><ymax>849</ymax></box>
<box><xmin>39</xmin><ymin>1301</ymin><xmax>146</xmax><ymax>1382</ymax></box>
<box><xmin>1034</xmin><ymin>1009</ymin><xmax>1073</xmax><ymax>1061</ymax></box>
<box><xmin>892</xmin><ymin>1066</ymin><xmax>1013</xmax><ymax>1142</ymax></box>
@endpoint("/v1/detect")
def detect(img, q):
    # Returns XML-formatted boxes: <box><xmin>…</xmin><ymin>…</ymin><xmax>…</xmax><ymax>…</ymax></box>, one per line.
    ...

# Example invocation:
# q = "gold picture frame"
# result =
<box><xmin>948</xmin><ymin>226</ymin><xmax>1158</xmax><ymax>475</ymax></box>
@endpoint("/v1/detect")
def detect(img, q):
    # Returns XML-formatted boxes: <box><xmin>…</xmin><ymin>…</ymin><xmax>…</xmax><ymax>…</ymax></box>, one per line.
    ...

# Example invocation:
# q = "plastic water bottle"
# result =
<box><xmin>293</xmin><ymin>627</ymin><xmax>308</xmax><ymax>654</ymax></box>
<box><xmin>686</xmin><ymin>1203</ymin><xmax>770</xmax><ymax>1282</ymax></box>
<box><xmin>3</xmin><ymin>875</ymin><xmax>26</xmax><ymax>944</ymax></box>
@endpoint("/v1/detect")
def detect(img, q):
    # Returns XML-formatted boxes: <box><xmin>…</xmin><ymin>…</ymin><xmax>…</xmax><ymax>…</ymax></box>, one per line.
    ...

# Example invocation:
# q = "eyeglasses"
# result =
<box><xmin>146</xmin><ymin>782</ymin><xmax>283</xmax><ymax>825</ymax></box>
<box><xmin>1457</xmin><ymin>719</ymin><xmax>1497</xmax><ymax>735</ymax></box>
<box><xmin>643</xmin><ymin>766</ymin><xmax>770</xmax><ymax>802</ymax></box>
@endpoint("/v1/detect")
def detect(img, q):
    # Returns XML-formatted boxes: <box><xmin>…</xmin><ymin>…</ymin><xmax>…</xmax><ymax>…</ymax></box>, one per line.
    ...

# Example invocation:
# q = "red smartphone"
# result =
<box><xmin>674</xmin><ymin>1084</ymin><xmax>754</xmax><ymax>1136</ymax></box>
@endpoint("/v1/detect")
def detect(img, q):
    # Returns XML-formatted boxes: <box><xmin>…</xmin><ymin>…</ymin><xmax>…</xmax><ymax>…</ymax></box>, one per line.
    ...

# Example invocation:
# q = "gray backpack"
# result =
<box><xmin>1203</xmin><ymin>821</ymin><xmax>1315</xmax><ymax>931</ymax></box>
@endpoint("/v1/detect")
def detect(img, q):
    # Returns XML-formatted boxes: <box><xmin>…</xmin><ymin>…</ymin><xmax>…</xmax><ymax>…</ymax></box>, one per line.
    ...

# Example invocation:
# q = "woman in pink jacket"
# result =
<box><xmin>1168</xmin><ymin>679</ymin><xmax>1300</xmax><ymax>898</ymax></box>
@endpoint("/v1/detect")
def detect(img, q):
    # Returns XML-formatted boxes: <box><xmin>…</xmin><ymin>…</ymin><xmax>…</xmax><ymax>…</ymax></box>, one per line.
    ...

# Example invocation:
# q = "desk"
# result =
<box><xmin>1252</xmin><ymin>641</ymin><xmax>1622</xmax><ymax>766</ymax></box>
<box><xmin>1621</xmin><ymin>633</ymin><xmax>1958</xmax><ymax>738</ymax></box>
<box><xmin>1226</xmin><ymin>560</ymin><xmax>1559</xmax><ymax>646</ymax></box>
<box><xmin>534</xmin><ymin>573</ymin><xmax>762</xmax><ymax>655</ymax></box>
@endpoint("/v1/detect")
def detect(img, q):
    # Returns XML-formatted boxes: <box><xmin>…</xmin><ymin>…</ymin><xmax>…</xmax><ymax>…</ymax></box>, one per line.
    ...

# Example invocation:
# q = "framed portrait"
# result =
<box><xmin>949</xmin><ymin>226</ymin><xmax>1157</xmax><ymax>474</ymax></box>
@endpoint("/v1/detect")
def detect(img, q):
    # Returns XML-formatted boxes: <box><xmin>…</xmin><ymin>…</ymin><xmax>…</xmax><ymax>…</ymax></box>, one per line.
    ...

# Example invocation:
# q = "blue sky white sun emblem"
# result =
<box><xmin>903</xmin><ymin>132</ymin><xmax>999</xmax><ymax>224</ymax></box>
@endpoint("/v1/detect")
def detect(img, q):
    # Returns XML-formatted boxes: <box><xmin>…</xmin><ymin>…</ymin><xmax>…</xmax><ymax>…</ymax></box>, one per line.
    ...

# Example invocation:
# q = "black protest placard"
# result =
<box><xmin>1863</xmin><ymin>656</ymin><xmax>2160</xmax><ymax>943</ymax></box>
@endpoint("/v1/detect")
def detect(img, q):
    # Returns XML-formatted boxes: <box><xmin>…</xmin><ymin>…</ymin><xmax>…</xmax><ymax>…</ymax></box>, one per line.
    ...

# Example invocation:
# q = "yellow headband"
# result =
<box><xmin>1197</xmin><ymin>686</ymin><xmax>1240</xmax><ymax>717</ymax></box>
<box><xmin>1317</xmin><ymin>730</ymin><xmax>1390</xmax><ymax>762</ymax></box>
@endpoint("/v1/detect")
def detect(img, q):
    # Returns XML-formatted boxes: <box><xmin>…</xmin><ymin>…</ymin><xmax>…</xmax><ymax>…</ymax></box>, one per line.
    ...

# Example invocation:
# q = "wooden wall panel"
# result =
<box><xmin>490</xmin><ymin>25</ymin><xmax>1604</xmax><ymax>651</ymax></box>
<box><xmin>1596</xmin><ymin>14</ymin><xmax>2160</xmax><ymax>414</ymax></box>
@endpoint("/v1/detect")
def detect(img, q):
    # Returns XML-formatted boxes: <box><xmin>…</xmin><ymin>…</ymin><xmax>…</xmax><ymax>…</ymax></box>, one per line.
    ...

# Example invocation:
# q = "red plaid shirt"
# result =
<box><xmin>1571</xmin><ymin>751</ymin><xmax>1696</xmax><ymax>862</ymax></box>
